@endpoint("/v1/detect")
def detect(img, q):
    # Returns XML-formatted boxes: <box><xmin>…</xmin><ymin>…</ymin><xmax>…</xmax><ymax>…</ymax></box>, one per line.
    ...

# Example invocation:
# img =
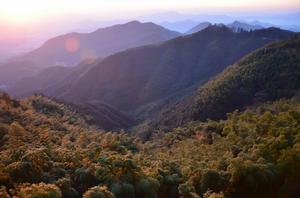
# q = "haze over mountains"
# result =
<box><xmin>0</xmin><ymin>21</ymin><xmax>180</xmax><ymax>86</ymax></box>
<box><xmin>1</xmin><ymin>11</ymin><xmax>299</xmax><ymax>63</ymax></box>
<box><xmin>11</xmin><ymin>21</ymin><xmax>181</xmax><ymax>67</ymax></box>
<box><xmin>151</xmin><ymin>11</ymin><xmax>300</xmax><ymax>32</ymax></box>
<box><xmin>8</xmin><ymin>25</ymin><xmax>294</xmax><ymax>129</ymax></box>
<box><xmin>2</xmin><ymin>19</ymin><xmax>283</xmax><ymax>87</ymax></box>
<box><xmin>0</xmin><ymin>17</ymin><xmax>299</xmax><ymax>131</ymax></box>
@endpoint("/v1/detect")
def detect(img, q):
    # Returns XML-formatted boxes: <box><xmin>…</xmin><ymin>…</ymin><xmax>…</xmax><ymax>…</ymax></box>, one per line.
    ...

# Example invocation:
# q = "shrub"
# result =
<box><xmin>19</xmin><ymin>183</ymin><xmax>62</xmax><ymax>198</ymax></box>
<box><xmin>83</xmin><ymin>186</ymin><xmax>115</xmax><ymax>198</ymax></box>
<box><xmin>55</xmin><ymin>178</ymin><xmax>79</xmax><ymax>198</ymax></box>
<box><xmin>0</xmin><ymin>186</ymin><xmax>10</xmax><ymax>198</ymax></box>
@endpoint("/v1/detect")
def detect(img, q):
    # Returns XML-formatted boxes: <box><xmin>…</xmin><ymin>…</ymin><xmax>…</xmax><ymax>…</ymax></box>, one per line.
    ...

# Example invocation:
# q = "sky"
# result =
<box><xmin>0</xmin><ymin>0</ymin><xmax>299</xmax><ymax>59</ymax></box>
<box><xmin>1</xmin><ymin>0</ymin><xmax>300</xmax><ymax>25</ymax></box>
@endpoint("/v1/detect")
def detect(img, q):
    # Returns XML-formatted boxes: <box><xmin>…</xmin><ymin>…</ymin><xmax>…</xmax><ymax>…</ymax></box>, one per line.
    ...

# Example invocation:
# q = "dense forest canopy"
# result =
<box><xmin>1</xmin><ymin>91</ymin><xmax>300</xmax><ymax>197</ymax></box>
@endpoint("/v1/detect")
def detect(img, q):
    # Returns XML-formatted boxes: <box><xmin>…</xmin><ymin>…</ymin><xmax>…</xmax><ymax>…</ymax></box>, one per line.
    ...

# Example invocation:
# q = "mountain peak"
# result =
<box><xmin>227</xmin><ymin>21</ymin><xmax>264</xmax><ymax>32</ymax></box>
<box><xmin>185</xmin><ymin>21</ymin><xmax>212</xmax><ymax>34</ymax></box>
<box><xmin>124</xmin><ymin>20</ymin><xmax>143</xmax><ymax>25</ymax></box>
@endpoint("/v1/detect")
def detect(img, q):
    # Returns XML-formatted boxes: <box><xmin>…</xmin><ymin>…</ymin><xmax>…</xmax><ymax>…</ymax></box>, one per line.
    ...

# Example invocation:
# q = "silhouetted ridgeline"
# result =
<box><xmin>28</xmin><ymin>26</ymin><xmax>293</xmax><ymax>117</ymax></box>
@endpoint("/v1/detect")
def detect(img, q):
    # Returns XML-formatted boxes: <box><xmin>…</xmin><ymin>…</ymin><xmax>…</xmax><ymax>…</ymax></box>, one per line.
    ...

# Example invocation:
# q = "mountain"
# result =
<box><xmin>0</xmin><ymin>21</ymin><xmax>181</xmax><ymax>86</ymax></box>
<box><xmin>14</xmin><ymin>21</ymin><xmax>181</xmax><ymax>67</ymax></box>
<box><xmin>185</xmin><ymin>22</ymin><xmax>212</xmax><ymax>34</ymax></box>
<box><xmin>185</xmin><ymin>21</ymin><xmax>264</xmax><ymax>35</ymax></box>
<box><xmin>227</xmin><ymin>21</ymin><xmax>264</xmax><ymax>32</ymax></box>
<box><xmin>155</xmin><ymin>33</ymin><xmax>300</xmax><ymax>129</ymax></box>
<box><xmin>194</xmin><ymin>33</ymin><xmax>300</xmax><ymax>120</ymax></box>
<box><xmin>15</xmin><ymin>26</ymin><xmax>293</xmax><ymax>122</ymax></box>
<box><xmin>53</xmin><ymin>26</ymin><xmax>293</xmax><ymax>113</ymax></box>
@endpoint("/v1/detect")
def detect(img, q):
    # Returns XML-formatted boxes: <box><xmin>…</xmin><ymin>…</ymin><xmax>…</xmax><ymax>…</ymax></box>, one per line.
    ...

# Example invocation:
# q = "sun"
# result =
<box><xmin>0</xmin><ymin>0</ymin><xmax>50</xmax><ymax>25</ymax></box>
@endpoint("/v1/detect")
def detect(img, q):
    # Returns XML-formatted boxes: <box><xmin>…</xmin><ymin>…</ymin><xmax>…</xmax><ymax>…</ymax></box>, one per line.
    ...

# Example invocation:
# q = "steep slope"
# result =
<box><xmin>47</xmin><ymin>26</ymin><xmax>293</xmax><ymax>116</ymax></box>
<box><xmin>185</xmin><ymin>22</ymin><xmax>212</xmax><ymax>34</ymax></box>
<box><xmin>74</xmin><ymin>100</ymin><xmax>135</xmax><ymax>130</ymax></box>
<box><xmin>155</xmin><ymin>33</ymin><xmax>300</xmax><ymax>129</ymax></box>
<box><xmin>8</xmin><ymin>66</ymin><xmax>73</xmax><ymax>96</ymax></box>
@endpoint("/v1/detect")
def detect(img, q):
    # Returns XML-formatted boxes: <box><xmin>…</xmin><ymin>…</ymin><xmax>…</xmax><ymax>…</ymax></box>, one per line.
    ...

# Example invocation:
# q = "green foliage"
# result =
<box><xmin>1</xmin><ymin>93</ymin><xmax>300</xmax><ymax>198</ymax></box>
<box><xmin>18</xmin><ymin>183</ymin><xmax>62</xmax><ymax>198</ymax></box>
<box><xmin>193</xmin><ymin>34</ymin><xmax>300</xmax><ymax>121</ymax></box>
<box><xmin>147</xmin><ymin>98</ymin><xmax>300</xmax><ymax>198</ymax></box>
<box><xmin>55</xmin><ymin>178</ymin><xmax>79</xmax><ymax>198</ymax></box>
<box><xmin>83</xmin><ymin>186</ymin><xmax>115</xmax><ymax>198</ymax></box>
<box><xmin>200</xmin><ymin>170</ymin><xmax>224</xmax><ymax>193</ymax></box>
<box><xmin>155</xmin><ymin>33</ymin><xmax>300</xmax><ymax>130</ymax></box>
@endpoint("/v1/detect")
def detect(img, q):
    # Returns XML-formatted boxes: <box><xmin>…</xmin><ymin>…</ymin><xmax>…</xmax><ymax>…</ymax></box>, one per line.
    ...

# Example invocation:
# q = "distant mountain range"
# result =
<box><xmin>13</xmin><ymin>21</ymin><xmax>181</xmax><ymax>67</ymax></box>
<box><xmin>144</xmin><ymin>11</ymin><xmax>300</xmax><ymax>27</ymax></box>
<box><xmin>9</xmin><ymin>26</ymin><xmax>294</xmax><ymax>127</ymax></box>
<box><xmin>227</xmin><ymin>21</ymin><xmax>264</xmax><ymax>32</ymax></box>
<box><xmin>144</xmin><ymin>11</ymin><xmax>300</xmax><ymax>32</ymax></box>
<box><xmin>0</xmin><ymin>21</ymin><xmax>181</xmax><ymax>86</ymax></box>
<box><xmin>185</xmin><ymin>21</ymin><xmax>265</xmax><ymax>35</ymax></box>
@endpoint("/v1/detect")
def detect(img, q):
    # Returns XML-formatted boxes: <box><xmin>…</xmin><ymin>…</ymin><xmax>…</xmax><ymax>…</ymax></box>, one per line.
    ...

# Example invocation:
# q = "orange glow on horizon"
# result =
<box><xmin>0</xmin><ymin>0</ymin><xmax>299</xmax><ymax>26</ymax></box>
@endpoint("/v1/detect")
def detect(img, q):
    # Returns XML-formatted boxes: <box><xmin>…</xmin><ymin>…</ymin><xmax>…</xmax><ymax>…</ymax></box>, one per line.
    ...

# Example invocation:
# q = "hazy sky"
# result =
<box><xmin>1</xmin><ymin>0</ymin><xmax>300</xmax><ymax>25</ymax></box>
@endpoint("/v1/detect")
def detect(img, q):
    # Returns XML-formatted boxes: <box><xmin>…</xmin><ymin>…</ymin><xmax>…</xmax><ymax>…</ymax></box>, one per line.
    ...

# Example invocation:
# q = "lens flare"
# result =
<box><xmin>80</xmin><ymin>48</ymin><xmax>97</xmax><ymax>64</ymax></box>
<box><xmin>65</xmin><ymin>38</ymin><xmax>80</xmax><ymax>53</ymax></box>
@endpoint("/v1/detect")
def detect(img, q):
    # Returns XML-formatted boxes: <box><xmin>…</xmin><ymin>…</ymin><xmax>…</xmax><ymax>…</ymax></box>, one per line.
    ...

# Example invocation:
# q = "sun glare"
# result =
<box><xmin>0</xmin><ymin>0</ymin><xmax>299</xmax><ymax>25</ymax></box>
<box><xmin>0</xmin><ymin>0</ymin><xmax>51</xmax><ymax>25</ymax></box>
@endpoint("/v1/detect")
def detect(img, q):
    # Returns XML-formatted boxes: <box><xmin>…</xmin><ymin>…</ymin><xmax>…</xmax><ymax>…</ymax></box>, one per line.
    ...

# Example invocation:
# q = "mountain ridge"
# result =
<box><xmin>10</xmin><ymin>26</ymin><xmax>294</xmax><ymax>123</ymax></box>
<box><xmin>0</xmin><ymin>21</ymin><xmax>181</xmax><ymax>86</ymax></box>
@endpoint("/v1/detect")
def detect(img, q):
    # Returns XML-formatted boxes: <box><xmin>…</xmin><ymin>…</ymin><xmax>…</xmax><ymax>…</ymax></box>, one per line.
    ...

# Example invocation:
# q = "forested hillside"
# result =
<box><xmin>25</xmin><ymin>26</ymin><xmax>293</xmax><ymax>119</ymax></box>
<box><xmin>0</xmin><ymin>92</ymin><xmax>299</xmax><ymax>198</ymax></box>
<box><xmin>155</xmin><ymin>33</ymin><xmax>300</xmax><ymax>130</ymax></box>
